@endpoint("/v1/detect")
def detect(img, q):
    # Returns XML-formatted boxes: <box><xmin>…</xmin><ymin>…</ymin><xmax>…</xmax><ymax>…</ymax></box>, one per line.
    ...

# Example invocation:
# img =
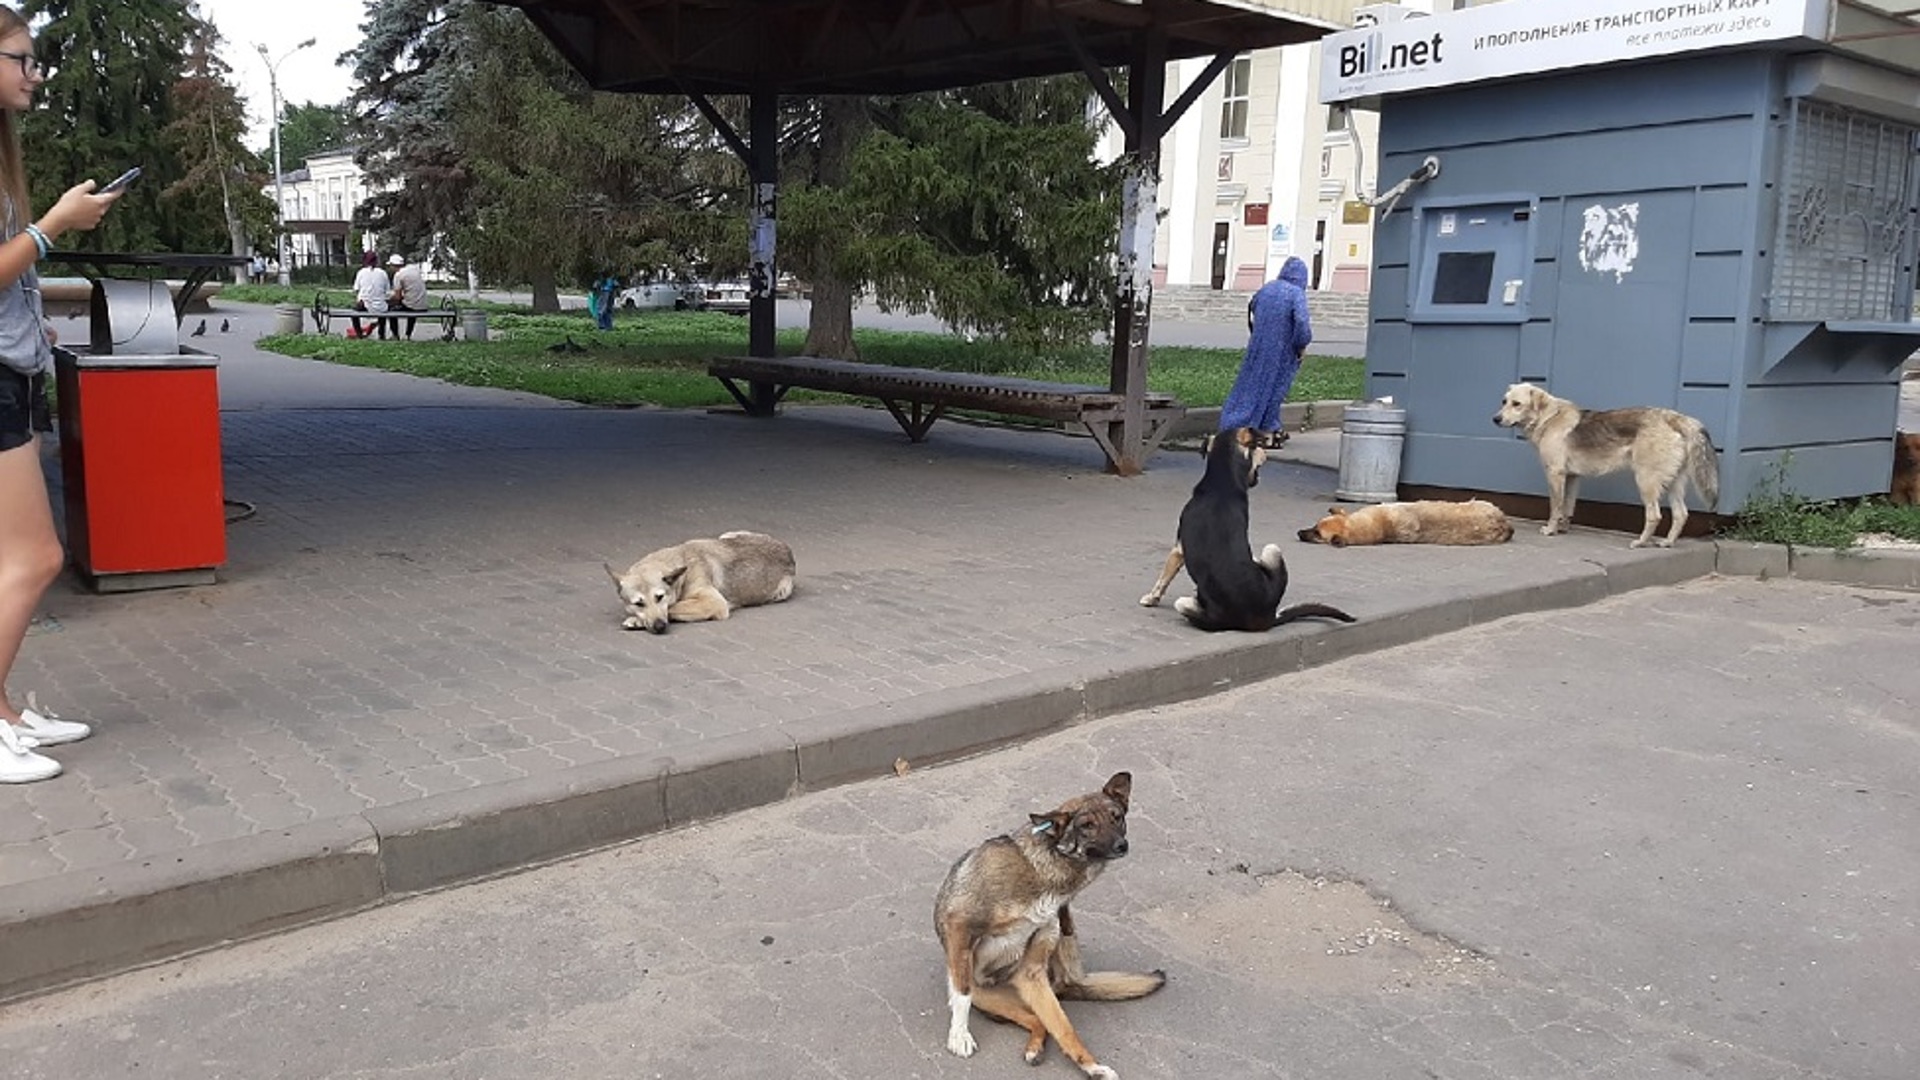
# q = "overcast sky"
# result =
<box><xmin>194</xmin><ymin>0</ymin><xmax>367</xmax><ymax>150</ymax></box>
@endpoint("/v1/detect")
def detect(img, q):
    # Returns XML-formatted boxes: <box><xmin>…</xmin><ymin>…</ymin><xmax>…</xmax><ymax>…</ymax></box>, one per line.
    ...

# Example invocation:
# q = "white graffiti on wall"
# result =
<box><xmin>1578</xmin><ymin>202</ymin><xmax>1640</xmax><ymax>282</ymax></box>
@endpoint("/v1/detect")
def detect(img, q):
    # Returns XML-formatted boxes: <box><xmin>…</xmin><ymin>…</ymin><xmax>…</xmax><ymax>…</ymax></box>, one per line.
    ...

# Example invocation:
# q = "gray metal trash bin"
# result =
<box><xmin>273</xmin><ymin>302</ymin><xmax>302</xmax><ymax>335</ymax></box>
<box><xmin>1335</xmin><ymin>400</ymin><xmax>1406</xmax><ymax>503</ymax></box>
<box><xmin>461</xmin><ymin>309</ymin><xmax>488</xmax><ymax>342</ymax></box>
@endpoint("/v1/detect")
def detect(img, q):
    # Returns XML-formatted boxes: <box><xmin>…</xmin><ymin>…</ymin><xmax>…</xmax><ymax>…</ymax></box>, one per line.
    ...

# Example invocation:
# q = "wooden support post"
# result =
<box><xmin>748</xmin><ymin>89</ymin><xmax>779</xmax><ymax>376</ymax></box>
<box><xmin>1104</xmin><ymin>31</ymin><xmax>1167</xmax><ymax>476</ymax></box>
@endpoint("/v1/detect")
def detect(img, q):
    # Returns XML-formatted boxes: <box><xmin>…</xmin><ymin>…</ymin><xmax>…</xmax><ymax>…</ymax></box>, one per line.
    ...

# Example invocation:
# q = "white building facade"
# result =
<box><xmin>268</xmin><ymin>148</ymin><xmax>386</xmax><ymax>269</ymax></box>
<box><xmin>1125</xmin><ymin>1</ymin><xmax>1438</xmax><ymax>300</ymax></box>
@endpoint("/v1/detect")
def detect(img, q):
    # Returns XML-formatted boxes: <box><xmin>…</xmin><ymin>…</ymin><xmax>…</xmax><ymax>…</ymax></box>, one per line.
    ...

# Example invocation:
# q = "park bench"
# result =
<box><xmin>312</xmin><ymin>292</ymin><xmax>462</xmax><ymax>341</ymax></box>
<box><xmin>708</xmin><ymin>354</ymin><xmax>1187</xmax><ymax>470</ymax></box>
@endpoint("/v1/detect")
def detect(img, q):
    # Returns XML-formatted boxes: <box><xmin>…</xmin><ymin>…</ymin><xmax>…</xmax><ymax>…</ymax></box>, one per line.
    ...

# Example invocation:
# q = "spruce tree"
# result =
<box><xmin>20</xmin><ymin>0</ymin><xmax>200</xmax><ymax>252</ymax></box>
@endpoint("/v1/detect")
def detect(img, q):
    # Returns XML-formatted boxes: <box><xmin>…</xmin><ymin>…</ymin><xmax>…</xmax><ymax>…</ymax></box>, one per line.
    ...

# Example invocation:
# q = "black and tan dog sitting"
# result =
<box><xmin>1141</xmin><ymin>427</ymin><xmax>1355</xmax><ymax>632</ymax></box>
<box><xmin>935</xmin><ymin>772</ymin><xmax>1164</xmax><ymax>1077</ymax></box>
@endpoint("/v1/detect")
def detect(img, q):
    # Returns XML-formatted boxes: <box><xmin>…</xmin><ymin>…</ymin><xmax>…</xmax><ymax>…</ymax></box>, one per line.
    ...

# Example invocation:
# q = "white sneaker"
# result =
<box><xmin>18</xmin><ymin>693</ymin><xmax>89</xmax><ymax>746</ymax></box>
<box><xmin>0</xmin><ymin>721</ymin><xmax>61</xmax><ymax>783</ymax></box>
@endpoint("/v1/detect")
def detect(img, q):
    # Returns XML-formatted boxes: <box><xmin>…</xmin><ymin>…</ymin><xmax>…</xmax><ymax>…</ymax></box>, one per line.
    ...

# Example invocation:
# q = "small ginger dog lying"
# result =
<box><xmin>1297</xmin><ymin>500</ymin><xmax>1513</xmax><ymax>547</ymax></box>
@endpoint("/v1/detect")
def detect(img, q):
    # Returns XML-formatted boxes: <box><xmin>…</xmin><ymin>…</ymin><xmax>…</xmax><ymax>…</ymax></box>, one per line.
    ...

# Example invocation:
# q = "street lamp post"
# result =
<box><xmin>257</xmin><ymin>38</ymin><xmax>316</xmax><ymax>289</ymax></box>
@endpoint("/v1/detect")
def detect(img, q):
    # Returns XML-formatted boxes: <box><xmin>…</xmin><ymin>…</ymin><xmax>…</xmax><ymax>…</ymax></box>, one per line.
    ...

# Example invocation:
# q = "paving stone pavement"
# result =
<box><xmin>1</xmin><ymin>575</ymin><xmax>1914</xmax><ymax>1079</ymax></box>
<box><xmin>0</xmin><ymin>301</ymin><xmax>1902</xmax><ymax>1001</ymax></box>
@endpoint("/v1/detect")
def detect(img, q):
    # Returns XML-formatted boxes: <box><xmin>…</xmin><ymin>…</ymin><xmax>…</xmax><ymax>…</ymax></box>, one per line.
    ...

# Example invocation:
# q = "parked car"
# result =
<box><xmin>703</xmin><ymin>280</ymin><xmax>751</xmax><ymax>316</ymax></box>
<box><xmin>618</xmin><ymin>281</ymin><xmax>703</xmax><ymax>311</ymax></box>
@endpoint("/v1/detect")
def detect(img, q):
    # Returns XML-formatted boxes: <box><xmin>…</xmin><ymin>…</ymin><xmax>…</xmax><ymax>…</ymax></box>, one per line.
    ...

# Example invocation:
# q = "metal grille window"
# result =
<box><xmin>1219</xmin><ymin>55</ymin><xmax>1251</xmax><ymax>142</ymax></box>
<box><xmin>1768</xmin><ymin>99</ymin><xmax>1920</xmax><ymax>322</ymax></box>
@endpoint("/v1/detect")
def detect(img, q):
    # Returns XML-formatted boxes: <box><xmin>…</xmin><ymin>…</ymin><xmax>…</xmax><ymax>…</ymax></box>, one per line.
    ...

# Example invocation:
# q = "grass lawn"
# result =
<box><xmin>246</xmin><ymin>291</ymin><xmax>1365</xmax><ymax>411</ymax></box>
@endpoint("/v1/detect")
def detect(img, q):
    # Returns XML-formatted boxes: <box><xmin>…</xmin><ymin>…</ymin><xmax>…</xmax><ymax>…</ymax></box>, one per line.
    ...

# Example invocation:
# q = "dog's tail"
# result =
<box><xmin>1686</xmin><ymin>424</ymin><xmax>1720</xmax><ymax>510</ymax></box>
<box><xmin>1275</xmin><ymin>603</ymin><xmax>1357</xmax><ymax>625</ymax></box>
<box><xmin>1057</xmin><ymin>970</ymin><xmax>1168</xmax><ymax>1001</ymax></box>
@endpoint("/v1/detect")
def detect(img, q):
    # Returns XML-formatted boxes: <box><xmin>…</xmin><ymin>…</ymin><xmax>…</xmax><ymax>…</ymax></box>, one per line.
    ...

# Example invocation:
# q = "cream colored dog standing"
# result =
<box><xmin>1493</xmin><ymin>383</ymin><xmax>1718</xmax><ymax>548</ymax></box>
<box><xmin>605</xmin><ymin>531</ymin><xmax>795</xmax><ymax>633</ymax></box>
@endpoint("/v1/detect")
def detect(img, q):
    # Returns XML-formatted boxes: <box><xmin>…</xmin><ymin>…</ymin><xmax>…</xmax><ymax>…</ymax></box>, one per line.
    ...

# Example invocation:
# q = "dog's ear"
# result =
<box><xmin>1330</xmin><ymin>534</ymin><xmax>1348</xmax><ymax>548</ymax></box>
<box><xmin>603</xmin><ymin>562</ymin><xmax>624</xmax><ymax>590</ymax></box>
<box><xmin>1102</xmin><ymin>771</ymin><xmax>1133</xmax><ymax>812</ymax></box>
<box><xmin>1330</xmin><ymin>507</ymin><xmax>1347</xmax><ymax>517</ymax></box>
<box><xmin>663</xmin><ymin>565</ymin><xmax>688</xmax><ymax>587</ymax></box>
<box><xmin>1029</xmin><ymin>811</ymin><xmax>1070</xmax><ymax>838</ymax></box>
<box><xmin>1233</xmin><ymin>427</ymin><xmax>1256</xmax><ymax>449</ymax></box>
<box><xmin>1197</xmin><ymin>433</ymin><xmax>1214</xmax><ymax>457</ymax></box>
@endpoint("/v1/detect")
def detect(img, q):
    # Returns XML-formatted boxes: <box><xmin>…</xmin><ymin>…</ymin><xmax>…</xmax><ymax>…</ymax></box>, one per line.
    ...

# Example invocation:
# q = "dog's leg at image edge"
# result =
<box><xmin>1053</xmin><ymin>908</ymin><xmax>1167</xmax><ymax>1002</ymax></box>
<box><xmin>1546</xmin><ymin>472</ymin><xmax>1579</xmax><ymax>535</ymax></box>
<box><xmin>667</xmin><ymin>586</ymin><xmax>732</xmax><ymax>623</ymax></box>
<box><xmin>967</xmin><ymin>984</ymin><xmax>1052</xmax><ymax>1065</ymax></box>
<box><xmin>1662</xmin><ymin>475</ymin><xmax>1689</xmax><ymax>547</ymax></box>
<box><xmin>941</xmin><ymin>924</ymin><xmax>978</xmax><ymax>1057</ymax></box>
<box><xmin>1010</xmin><ymin>963</ymin><xmax>1114</xmax><ymax>1080</ymax></box>
<box><xmin>1632</xmin><ymin>471</ymin><xmax>1675</xmax><ymax>548</ymax></box>
<box><xmin>1140</xmin><ymin>543</ymin><xmax>1184</xmax><ymax>607</ymax></box>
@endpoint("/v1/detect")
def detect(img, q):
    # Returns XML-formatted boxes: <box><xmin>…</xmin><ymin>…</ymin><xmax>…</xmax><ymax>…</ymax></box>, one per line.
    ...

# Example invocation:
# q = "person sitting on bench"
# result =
<box><xmin>350</xmin><ymin>251</ymin><xmax>391</xmax><ymax>340</ymax></box>
<box><xmin>387</xmin><ymin>253</ymin><xmax>428</xmax><ymax>340</ymax></box>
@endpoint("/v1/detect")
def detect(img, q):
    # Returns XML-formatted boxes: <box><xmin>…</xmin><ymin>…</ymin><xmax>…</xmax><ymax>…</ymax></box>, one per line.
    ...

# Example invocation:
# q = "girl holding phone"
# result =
<box><xmin>0</xmin><ymin>3</ymin><xmax>124</xmax><ymax>782</ymax></box>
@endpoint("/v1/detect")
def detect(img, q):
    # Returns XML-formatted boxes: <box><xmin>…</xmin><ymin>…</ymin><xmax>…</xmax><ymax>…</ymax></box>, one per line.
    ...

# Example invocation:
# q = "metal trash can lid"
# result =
<box><xmin>1343</xmin><ymin>399</ymin><xmax>1406</xmax><ymax>423</ymax></box>
<box><xmin>88</xmin><ymin>278</ymin><xmax>180</xmax><ymax>356</ymax></box>
<box><xmin>55</xmin><ymin>344</ymin><xmax>216</xmax><ymax>370</ymax></box>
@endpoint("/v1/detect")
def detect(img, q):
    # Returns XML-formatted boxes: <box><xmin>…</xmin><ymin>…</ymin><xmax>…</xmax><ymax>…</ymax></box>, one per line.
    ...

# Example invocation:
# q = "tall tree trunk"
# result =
<box><xmin>802</xmin><ymin>97</ymin><xmax>870</xmax><ymax>360</ymax></box>
<box><xmin>213</xmin><ymin>117</ymin><xmax>249</xmax><ymax>285</ymax></box>
<box><xmin>530</xmin><ymin>266</ymin><xmax>560</xmax><ymax>313</ymax></box>
<box><xmin>803</xmin><ymin>277</ymin><xmax>857</xmax><ymax>358</ymax></box>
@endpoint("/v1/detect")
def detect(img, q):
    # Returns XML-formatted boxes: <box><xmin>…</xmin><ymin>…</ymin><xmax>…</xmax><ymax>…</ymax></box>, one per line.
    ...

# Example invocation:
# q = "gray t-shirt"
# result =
<box><xmin>0</xmin><ymin>197</ymin><xmax>51</xmax><ymax>376</ymax></box>
<box><xmin>392</xmin><ymin>264</ymin><xmax>428</xmax><ymax>309</ymax></box>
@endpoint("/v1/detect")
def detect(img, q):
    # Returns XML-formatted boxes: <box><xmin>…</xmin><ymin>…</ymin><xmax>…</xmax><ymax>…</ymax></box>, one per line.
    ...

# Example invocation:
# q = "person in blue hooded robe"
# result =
<box><xmin>1219</xmin><ymin>256</ymin><xmax>1312</xmax><ymax>447</ymax></box>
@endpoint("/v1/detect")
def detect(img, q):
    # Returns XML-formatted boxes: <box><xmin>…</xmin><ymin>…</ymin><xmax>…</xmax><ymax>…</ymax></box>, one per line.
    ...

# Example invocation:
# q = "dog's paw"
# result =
<box><xmin>1539</xmin><ymin>523</ymin><xmax>1560</xmax><ymax>536</ymax></box>
<box><xmin>621</xmin><ymin>615</ymin><xmax>645</xmax><ymax>631</ymax></box>
<box><xmin>1173</xmin><ymin>596</ymin><xmax>1200</xmax><ymax>618</ymax></box>
<box><xmin>947</xmin><ymin>1027</ymin><xmax>978</xmax><ymax>1058</ymax></box>
<box><xmin>1138</xmin><ymin>591</ymin><xmax>1162</xmax><ymax>607</ymax></box>
<box><xmin>1082</xmin><ymin>1065</ymin><xmax>1118</xmax><ymax>1080</ymax></box>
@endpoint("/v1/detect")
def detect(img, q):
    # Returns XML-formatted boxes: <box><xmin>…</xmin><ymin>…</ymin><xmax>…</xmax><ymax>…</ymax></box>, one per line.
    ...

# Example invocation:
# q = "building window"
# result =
<box><xmin>1219</xmin><ymin>55</ymin><xmax>1251</xmax><ymax>142</ymax></box>
<box><xmin>1768</xmin><ymin>98</ymin><xmax>1920</xmax><ymax>322</ymax></box>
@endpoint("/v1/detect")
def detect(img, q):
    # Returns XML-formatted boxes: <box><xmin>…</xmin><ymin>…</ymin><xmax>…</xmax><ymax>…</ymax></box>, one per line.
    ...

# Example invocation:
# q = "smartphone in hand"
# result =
<box><xmin>98</xmin><ymin>167</ymin><xmax>142</xmax><ymax>194</ymax></box>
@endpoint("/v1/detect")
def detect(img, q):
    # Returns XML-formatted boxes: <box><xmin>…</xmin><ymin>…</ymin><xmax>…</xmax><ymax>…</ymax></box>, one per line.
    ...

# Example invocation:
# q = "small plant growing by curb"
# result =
<box><xmin>1722</xmin><ymin>452</ymin><xmax>1920</xmax><ymax>550</ymax></box>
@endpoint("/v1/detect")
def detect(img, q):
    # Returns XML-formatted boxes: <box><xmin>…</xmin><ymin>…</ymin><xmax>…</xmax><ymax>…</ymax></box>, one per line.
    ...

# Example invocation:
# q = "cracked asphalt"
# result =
<box><xmin>1</xmin><ymin>575</ymin><xmax>1914</xmax><ymax>1079</ymax></box>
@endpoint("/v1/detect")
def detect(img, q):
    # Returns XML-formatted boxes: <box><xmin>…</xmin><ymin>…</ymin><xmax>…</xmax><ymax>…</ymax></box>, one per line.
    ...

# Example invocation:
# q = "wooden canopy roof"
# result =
<box><xmin>484</xmin><ymin>0</ymin><xmax>1357</xmax><ymax>95</ymax></box>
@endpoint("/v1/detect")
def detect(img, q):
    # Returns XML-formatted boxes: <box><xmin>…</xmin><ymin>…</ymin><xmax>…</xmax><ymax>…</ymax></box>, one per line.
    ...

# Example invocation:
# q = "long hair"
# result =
<box><xmin>0</xmin><ymin>5</ymin><xmax>29</xmax><ymax>227</ymax></box>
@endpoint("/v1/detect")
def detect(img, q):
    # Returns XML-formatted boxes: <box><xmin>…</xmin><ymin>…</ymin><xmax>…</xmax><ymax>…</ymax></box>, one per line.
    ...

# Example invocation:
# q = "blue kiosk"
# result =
<box><xmin>1322</xmin><ymin>0</ymin><xmax>1920</xmax><ymax>524</ymax></box>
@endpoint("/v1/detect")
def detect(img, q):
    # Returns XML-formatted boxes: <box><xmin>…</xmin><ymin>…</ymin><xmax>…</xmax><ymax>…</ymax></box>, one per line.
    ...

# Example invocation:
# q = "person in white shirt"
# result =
<box><xmin>386</xmin><ymin>253</ymin><xmax>429</xmax><ymax>339</ymax></box>
<box><xmin>350</xmin><ymin>250</ymin><xmax>391</xmax><ymax>340</ymax></box>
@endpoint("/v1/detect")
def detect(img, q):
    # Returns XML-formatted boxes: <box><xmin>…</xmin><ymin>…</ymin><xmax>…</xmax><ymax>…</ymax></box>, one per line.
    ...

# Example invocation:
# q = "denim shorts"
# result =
<box><xmin>0</xmin><ymin>366</ymin><xmax>51</xmax><ymax>452</ymax></box>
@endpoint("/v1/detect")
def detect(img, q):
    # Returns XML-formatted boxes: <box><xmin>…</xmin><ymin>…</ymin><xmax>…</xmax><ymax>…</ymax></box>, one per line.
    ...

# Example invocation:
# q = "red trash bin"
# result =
<box><xmin>51</xmin><ymin>280</ymin><xmax>225</xmax><ymax>592</ymax></box>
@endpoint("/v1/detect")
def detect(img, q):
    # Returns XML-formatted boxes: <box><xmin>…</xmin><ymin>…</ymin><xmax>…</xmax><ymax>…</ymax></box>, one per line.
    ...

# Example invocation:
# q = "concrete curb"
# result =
<box><xmin>1170</xmin><ymin>399</ymin><xmax>1352</xmax><ymax>441</ymax></box>
<box><xmin>4</xmin><ymin>539</ymin><xmax>1916</xmax><ymax>1001</ymax></box>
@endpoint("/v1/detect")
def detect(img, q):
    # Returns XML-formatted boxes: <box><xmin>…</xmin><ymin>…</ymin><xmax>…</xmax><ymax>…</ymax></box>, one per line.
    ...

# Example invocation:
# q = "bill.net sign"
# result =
<box><xmin>1320</xmin><ymin>0</ymin><xmax>1826</xmax><ymax>103</ymax></box>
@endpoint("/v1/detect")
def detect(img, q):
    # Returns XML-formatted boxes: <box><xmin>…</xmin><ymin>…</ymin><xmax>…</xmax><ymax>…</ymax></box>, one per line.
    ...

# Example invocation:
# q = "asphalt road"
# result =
<box><xmin>3</xmin><ymin>575</ymin><xmax>1913</xmax><ymax>1080</ymax></box>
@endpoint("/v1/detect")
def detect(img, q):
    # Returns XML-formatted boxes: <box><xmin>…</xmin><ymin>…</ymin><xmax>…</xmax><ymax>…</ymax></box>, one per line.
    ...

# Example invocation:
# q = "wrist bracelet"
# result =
<box><xmin>23</xmin><ymin>224</ymin><xmax>49</xmax><ymax>259</ymax></box>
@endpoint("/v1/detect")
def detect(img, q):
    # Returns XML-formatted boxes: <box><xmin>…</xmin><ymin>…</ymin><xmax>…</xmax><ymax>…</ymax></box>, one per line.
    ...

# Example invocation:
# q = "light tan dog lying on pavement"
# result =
<box><xmin>605</xmin><ymin>531</ymin><xmax>795</xmax><ymax>633</ymax></box>
<box><xmin>1297</xmin><ymin>500</ymin><xmax>1513</xmax><ymax>547</ymax></box>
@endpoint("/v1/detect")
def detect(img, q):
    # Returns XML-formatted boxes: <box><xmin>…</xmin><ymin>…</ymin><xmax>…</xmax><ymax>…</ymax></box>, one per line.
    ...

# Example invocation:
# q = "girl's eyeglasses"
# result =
<box><xmin>0</xmin><ymin>51</ymin><xmax>50</xmax><ymax>80</ymax></box>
